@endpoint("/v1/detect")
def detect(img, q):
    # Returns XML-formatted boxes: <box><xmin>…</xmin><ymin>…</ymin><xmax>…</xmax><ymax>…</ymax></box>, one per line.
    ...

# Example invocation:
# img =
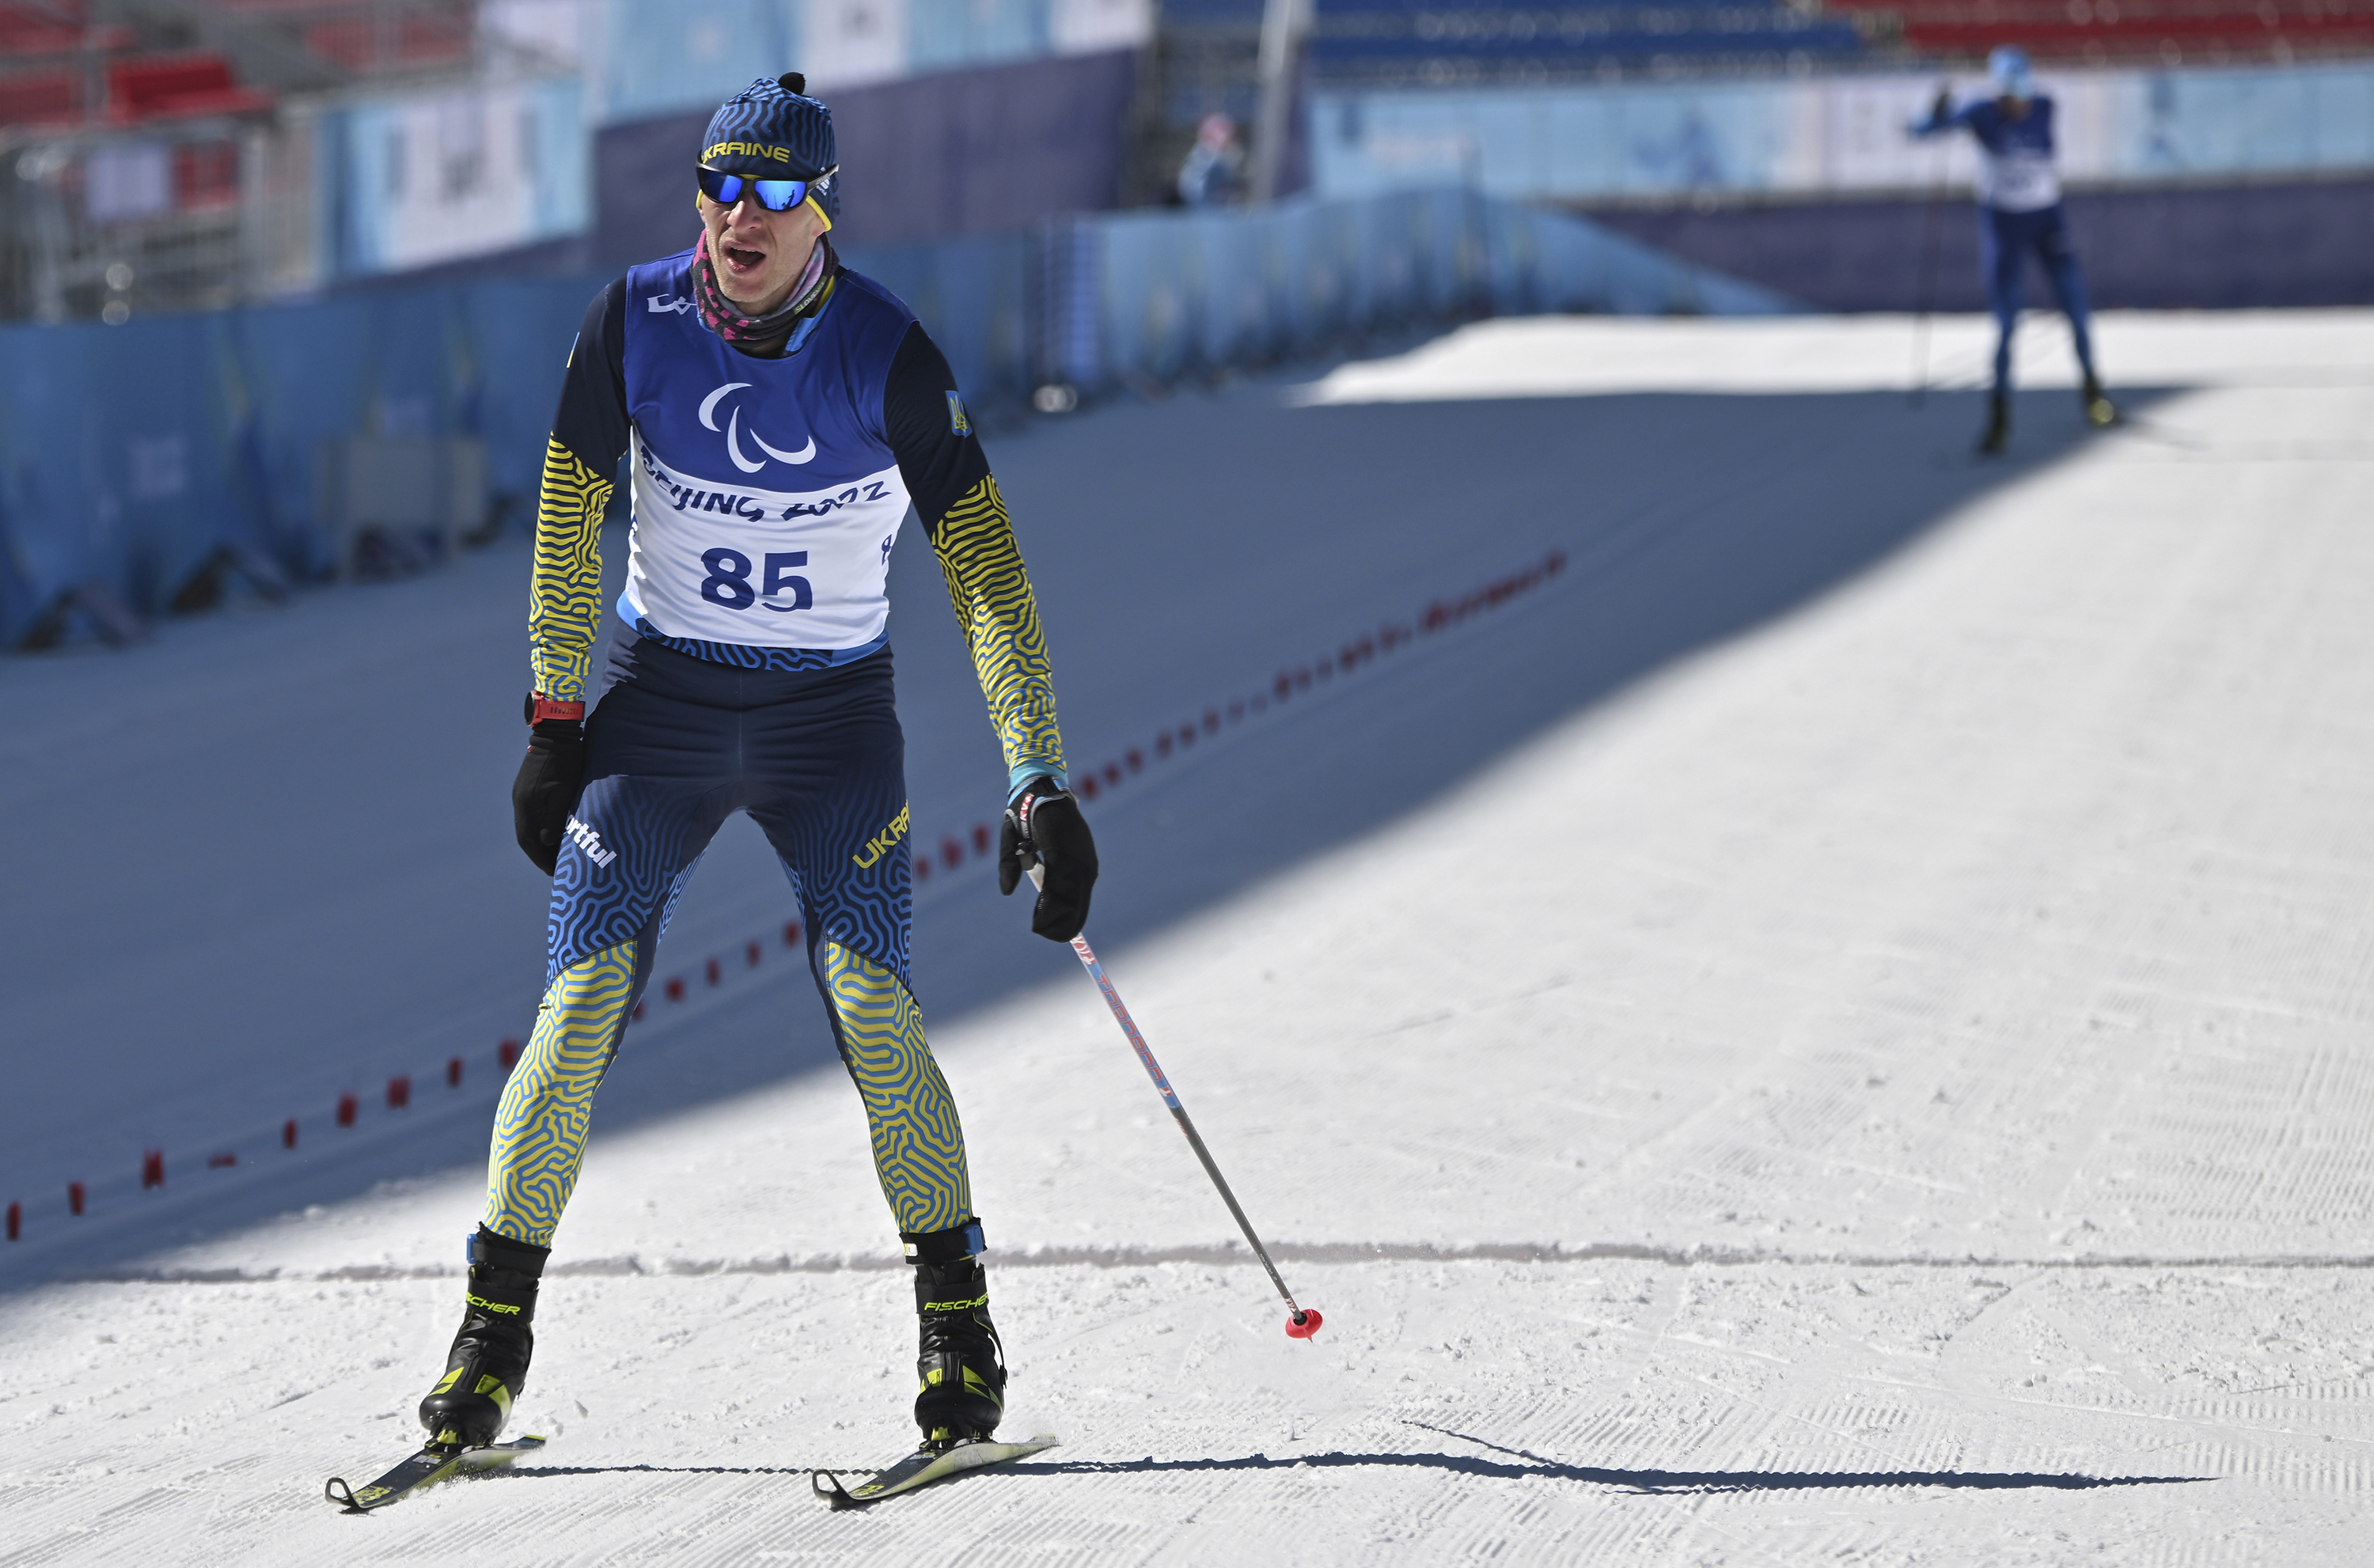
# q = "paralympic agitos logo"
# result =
<box><xmin>700</xmin><ymin>381</ymin><xmax>816</xmax><ymax>472</ymax></box>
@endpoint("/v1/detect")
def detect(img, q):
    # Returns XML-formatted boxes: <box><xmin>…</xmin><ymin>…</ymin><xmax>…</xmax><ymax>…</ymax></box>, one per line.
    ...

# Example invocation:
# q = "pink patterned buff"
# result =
<box><xmin>692</xmin><ymin>227</ymin><xmax>835</xmax><ymax>351</ymax></box>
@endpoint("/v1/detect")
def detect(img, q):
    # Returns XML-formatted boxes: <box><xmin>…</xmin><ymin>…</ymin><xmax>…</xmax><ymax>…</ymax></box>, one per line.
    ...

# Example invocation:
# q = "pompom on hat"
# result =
<box><xmin>701</xmin><ymin>72</ymin><xmax>839</xmax><ymax>220</ymax></box>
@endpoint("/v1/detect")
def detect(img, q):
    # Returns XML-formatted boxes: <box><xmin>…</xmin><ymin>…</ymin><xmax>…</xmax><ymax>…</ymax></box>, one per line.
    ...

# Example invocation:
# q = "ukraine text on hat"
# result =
<box><xmin>703</xmin><ymin>141</ymin><xmax>793</xmax><ymax>164</ymax></box>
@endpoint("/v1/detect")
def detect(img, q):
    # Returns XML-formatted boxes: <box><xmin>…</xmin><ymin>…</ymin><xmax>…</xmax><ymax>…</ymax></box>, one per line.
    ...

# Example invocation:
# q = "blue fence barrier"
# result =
<box><xmin>0</xmin><ymin>191</ymin><xmax>1785</xmax><ymax>648</ymax></box>
<box><xmin>1075</xmin><ymin>188</ymin><xmax>1789</xmax><ymax>388</ymax></box>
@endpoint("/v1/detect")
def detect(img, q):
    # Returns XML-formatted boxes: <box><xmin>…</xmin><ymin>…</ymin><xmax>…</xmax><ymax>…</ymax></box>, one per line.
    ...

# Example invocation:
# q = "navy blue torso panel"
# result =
<box><xmin>619</xmin><ymin>252</ymin><xmax>919</xmax><ymax>654</ymax></box>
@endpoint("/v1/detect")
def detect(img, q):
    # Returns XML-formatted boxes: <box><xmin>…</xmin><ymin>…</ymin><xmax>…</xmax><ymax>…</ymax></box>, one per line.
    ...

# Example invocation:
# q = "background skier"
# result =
<box><xmin>415</xmin><ymin>73</ymin><xmax>1098</xmax><ymax>1463</ymax></box>
<box><xmin>1912</xmin><ymin>46</ymin><xmax>2119</xmax><ymax>453</ymax></box>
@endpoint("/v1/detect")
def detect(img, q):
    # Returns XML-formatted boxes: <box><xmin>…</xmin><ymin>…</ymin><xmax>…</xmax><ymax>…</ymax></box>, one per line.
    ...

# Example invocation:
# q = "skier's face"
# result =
<box><xmin>698</xmin><ymin>187</ymin><xmax>828</xmax><ymax>314</ymax></box>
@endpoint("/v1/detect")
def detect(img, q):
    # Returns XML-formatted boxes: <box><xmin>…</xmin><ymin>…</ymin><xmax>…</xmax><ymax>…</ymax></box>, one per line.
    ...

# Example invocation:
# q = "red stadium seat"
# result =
<box><xmin>0</xmin><ymin>68</ymin><xmax>75</xmax><ymax>126</ymax></box>
<box><xmin>1825</xmin><ymin>0</ymin><xmax>2374</xmax><ymax>62</ymax></box>
<box><xmin>107</xmin><ymin>52</ymin><xmax>272</xmax><ymax>123</ymax></box>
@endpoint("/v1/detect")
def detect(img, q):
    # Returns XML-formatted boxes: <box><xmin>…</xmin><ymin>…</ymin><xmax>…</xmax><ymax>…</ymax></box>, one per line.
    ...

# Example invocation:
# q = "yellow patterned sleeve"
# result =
<box><xmin>931</xmin><ymin>475</ymin><xmax>1065</xmax><ymax>786</ymax></box>
<box><xmin>525</xmin><ymin>437</ymin><xmax>614</xmax><ymax>703</ymax></box>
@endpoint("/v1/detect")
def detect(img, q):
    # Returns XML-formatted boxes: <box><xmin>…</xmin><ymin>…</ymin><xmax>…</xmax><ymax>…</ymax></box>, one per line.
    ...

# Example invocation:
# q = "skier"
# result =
<box><xmin>1911</xmin><ymin>46</ymin><xmax>2118</xmax><ymax>454</ymax></box>
<box><xmin>415</xmin><ymin>74</ymin><xmax>1098</xmax><ymax>1461</ymax></box>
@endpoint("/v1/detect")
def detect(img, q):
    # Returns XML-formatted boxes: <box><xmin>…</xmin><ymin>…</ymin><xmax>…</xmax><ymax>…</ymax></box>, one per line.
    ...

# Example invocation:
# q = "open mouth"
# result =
<box><xmin>720</xmin><ymin>242</ymin><xmax>768</xmax><ymax>274</ymax></box>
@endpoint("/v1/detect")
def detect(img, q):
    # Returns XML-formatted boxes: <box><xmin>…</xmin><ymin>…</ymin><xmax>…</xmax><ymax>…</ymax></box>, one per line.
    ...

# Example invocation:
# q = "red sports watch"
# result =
<box><xmin>526</xmin><ymin>693</ymin><xmax>586</xmax><ymax>726</ymax></box>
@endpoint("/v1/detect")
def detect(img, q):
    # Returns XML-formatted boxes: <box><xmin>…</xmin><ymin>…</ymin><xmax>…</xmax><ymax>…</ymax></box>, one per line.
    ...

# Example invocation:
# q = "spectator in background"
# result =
<box><xmin>1912</xmin><ymin>46</ymin><xmax>2118</xmax><ymax>455</ymax></box>
<box><xmin>1177</xmin><ymin>113</ymin><xmax>1243</xmax><ymax>207</ymax></box>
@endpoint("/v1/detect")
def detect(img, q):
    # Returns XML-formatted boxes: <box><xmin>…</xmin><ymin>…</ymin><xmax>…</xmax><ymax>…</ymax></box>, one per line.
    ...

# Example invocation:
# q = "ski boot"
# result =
<box><xmin>907</xmin><ymin>1220</ymin><xmax>1006</xmax><ymax>1449</ymax></box>
<box><xmin>2082</xmin><ymin>374</ymin><xmax>2118</xmax><ymax>428</ymax></box>
<box><xmin>418</xmin><ymin>1225</ymin><xmax>546</xmax><ymax>1446</ymax></box>
<box><xmin>1978</xmin><ymin>392</ymin><xmax>2010</xmax><ymax>456</ymax></box>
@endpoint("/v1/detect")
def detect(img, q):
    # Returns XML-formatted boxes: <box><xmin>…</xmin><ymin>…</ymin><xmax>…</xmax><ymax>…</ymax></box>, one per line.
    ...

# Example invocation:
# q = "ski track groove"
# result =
<box><xmin>49</xmin><ymin>1244</ymin><xmax>2374</xmax><ymax>1285</ymax></box>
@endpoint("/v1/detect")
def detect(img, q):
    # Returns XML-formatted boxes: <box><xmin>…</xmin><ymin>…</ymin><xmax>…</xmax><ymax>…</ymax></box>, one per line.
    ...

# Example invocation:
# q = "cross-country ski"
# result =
<box><xmin>811</xmin><ymin>1433</ymin><xmax>1060</xmax><ymax>1509</ymax></box>
<box><xmin>324</xmin><ymin>1436</ymin><xmax>548</xmax><ymax>1513</ymax></box>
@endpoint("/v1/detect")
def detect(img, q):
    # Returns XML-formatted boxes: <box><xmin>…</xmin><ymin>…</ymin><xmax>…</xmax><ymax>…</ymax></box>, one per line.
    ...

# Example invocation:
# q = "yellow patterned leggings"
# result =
<box><xmin>482</xmin><ymin>937</ymin><xmax>973</xmax><ymax>1248</ymax></box>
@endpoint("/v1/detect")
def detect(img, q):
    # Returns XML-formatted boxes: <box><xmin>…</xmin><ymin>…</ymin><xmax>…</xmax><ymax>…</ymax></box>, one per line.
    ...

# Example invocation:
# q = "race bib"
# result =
<box><xmin>622</xmin><ymin>427</ymin><xmax>909</xmax><ymax>650</ymax></box>
<box><xmin>1981</xmin><ymin>150</ymin><xmax>2060</xmax><ymax>213</ymax></box>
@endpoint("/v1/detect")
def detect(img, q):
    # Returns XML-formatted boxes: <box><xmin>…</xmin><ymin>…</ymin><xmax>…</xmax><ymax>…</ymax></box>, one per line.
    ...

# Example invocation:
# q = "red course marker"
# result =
<box><xmin>36</xmin><ymin>549</ymin><xmax>1571</xmax><ymax>1232</ymax></box>
<box><xmin>6</xmin><ymin>1202</ymin><xmax>17</xmax><ymax>1241</ymax></box>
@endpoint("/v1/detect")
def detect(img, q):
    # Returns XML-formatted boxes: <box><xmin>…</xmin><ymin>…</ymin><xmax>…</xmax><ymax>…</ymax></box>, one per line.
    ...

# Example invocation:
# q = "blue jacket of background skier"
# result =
<box><xmin>1915</xmin><ymin>95</ymin><xmax>2062</xmax><ymax>213</ymax></box>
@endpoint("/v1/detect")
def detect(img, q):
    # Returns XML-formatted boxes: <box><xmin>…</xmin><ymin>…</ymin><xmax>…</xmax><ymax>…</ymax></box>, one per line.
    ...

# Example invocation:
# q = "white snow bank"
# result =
<box><xmin>1291</xmin><ymin>308</ymin><xmax>2374</xmax><ymax>402</ymax></box>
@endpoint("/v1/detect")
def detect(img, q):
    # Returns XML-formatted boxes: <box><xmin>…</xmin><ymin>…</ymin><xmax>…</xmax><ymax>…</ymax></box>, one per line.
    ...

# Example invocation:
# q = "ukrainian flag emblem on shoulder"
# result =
<box><xmin>946</xmin><ymin>392</ymin><xmax>970</xmax><ymax>437</ymax></box>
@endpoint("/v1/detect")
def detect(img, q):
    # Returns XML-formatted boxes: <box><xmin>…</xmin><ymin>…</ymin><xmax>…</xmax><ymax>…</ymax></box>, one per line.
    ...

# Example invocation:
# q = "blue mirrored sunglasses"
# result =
<box><xmin>697</xmin><ymin>165</ymin><xmax>833</xmax><ymax>211</ymax></box>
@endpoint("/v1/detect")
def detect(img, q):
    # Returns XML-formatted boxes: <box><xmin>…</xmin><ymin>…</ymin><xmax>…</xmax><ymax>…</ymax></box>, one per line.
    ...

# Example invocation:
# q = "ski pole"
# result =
<box><xmin>1909</xmin><ymin>92</ymin><xmax>1951</xmax><ymax>409</ymax></box>
<box><xmin>1028</xmin><ymin>866</ymin><xmax>1322</xmax><ymax>1339</ymax></box>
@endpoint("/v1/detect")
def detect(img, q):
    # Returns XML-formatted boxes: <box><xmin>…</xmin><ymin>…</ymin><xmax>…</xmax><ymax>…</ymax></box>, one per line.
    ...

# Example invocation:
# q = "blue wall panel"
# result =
<box><xmin>0</xmin><ymin>191</ymin><xmax>1782</xmax><ymax>647</ymax></box>
<box><xmin>594</xmin><ymin>48</ymin><xmax>1139</xmax><ymax>262</ymax></box>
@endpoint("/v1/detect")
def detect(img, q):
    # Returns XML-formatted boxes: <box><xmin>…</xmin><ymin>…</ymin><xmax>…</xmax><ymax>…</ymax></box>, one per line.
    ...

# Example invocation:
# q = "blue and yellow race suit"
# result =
<box><xmin>484</xmin><ymin>248</ymin><xmax>1066</xmax><ymax>1250</ymax></box>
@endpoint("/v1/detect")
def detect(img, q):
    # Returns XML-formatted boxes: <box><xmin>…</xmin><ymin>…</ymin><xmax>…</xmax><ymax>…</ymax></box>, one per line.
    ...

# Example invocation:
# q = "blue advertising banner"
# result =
<box><xmin>1314</xmin><ymin>59</ymin><xmax>2374</xmax><ymax>205</ymax></box>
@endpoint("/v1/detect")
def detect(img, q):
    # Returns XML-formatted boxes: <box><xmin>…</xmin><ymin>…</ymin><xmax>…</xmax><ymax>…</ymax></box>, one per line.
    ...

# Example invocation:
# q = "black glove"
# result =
<box><xmin>511</xmin><ymin>703</ymin><xmax>587</xmax><ymax>876</ymax></box>
<box><xmin>998</xmin><ymin>777</ymin><xmax>1098</xmax><ymax>941</ymax></box>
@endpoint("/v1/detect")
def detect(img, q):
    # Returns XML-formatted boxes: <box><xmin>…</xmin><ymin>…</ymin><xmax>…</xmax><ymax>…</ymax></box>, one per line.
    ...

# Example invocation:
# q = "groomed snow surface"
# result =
<box><xmin>5</xmin><ymin>310</ymin><xmax>2373</xmax><ymax>1564</ymax></box>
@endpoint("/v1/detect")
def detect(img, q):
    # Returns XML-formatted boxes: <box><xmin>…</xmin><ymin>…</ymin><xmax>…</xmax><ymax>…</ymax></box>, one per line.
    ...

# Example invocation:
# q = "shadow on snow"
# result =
<box><xmin>1016</xmin><ymin>1452</ymin><xmax>2205</xmax><ymax>1493</ymax></box>
<box><xmin>0</xmin><ymin>371</ymin><xmax>2176</xmax><ymax>1288</ymax></box>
